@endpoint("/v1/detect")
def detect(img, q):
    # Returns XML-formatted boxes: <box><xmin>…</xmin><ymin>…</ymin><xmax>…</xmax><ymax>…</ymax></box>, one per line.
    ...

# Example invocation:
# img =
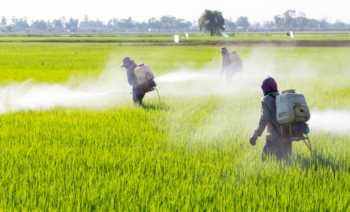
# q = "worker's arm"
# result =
<box><xmin>252</xmin><ymin>102</ymin><xmax>270</xmax><ymax>138</ymax></box>
<box><xmin>126</xmin><ymin>69</ymin><xmax>138</xmax><ymax>86</ymax></box>
<box><xmin>250</xmin><ymin>102</ymin><xmax>270</xmax><ymax>146</ymax></box>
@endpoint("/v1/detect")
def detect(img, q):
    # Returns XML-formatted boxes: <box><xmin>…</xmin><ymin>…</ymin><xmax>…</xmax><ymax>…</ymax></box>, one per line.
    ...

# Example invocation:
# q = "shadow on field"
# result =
<box><xmin>143</xmin><ymin>103</ymin><xmax>170</xmax><ymax>111</ymax></box>
<box><xmin>294</xmin><ymin>150</ymin><xmax>343</xmax><ymax>174</ymax></box>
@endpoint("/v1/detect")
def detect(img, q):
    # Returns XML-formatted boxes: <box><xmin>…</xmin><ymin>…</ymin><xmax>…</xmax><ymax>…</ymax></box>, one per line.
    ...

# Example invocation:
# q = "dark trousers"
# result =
<box><xmin>133</xmin><ymin>94</ymin><xmax>145</xmax><ymax>105</ymax></box>
<box><xmin>262</xmin><ymin>140</ymin><xmax>292</xmax><ymax>160</ymax></box>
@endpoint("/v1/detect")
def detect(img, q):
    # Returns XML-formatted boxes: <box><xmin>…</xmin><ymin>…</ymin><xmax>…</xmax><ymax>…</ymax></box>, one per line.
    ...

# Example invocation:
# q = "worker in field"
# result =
<box><xmin>220</xmin><ymin>47</ymin><xmax>243</xmax><ymax>82</ymax></box>
<box><xmin>220</xmin><ymin>47</ymin><xmax>232</xmax><ymax>81</ymax></box>
<box><xmin>249</xmin><ymin>76</ymin><xmax>292</xmax><ymax>160</ymax></box>
<box><xmin>120</xmin><ymin>57</ymin><xmax>145</xmax><ymax>106</ymax></box>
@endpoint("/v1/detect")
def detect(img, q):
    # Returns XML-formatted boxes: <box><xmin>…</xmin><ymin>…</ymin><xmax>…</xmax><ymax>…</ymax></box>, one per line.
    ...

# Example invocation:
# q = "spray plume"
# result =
<box><xmin>0</xmin><ymin>48</ymin><xmax>345</xmax><ymax>137</ymax></box>
<box><xmin>309</xmin><ymin>111</ymin><xmax>350</xmax><ymax>133</ymax></box>
<box><xmin>0</xmin><ymin>65</ymin><xmax>132</xmax><ymax>114</ymax></box>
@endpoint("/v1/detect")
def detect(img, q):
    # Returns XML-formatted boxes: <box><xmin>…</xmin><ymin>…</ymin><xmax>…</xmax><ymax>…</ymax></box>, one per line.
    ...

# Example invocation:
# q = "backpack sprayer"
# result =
<box><xmin>110</xmin><ymin>63</ymin><xmax>160</xmax><ymax>101</ymax></box>
<box><xmin>229</xmin><ymin>52</ymin><xmax>243</xmax><ymax>73</ymax></box>
<box><xmin>228</xmin><ymin>52</ymin><xmax>243</xmax><ymax>79</ymax></box>
<box><xmin>274</xmin><ymin>89</ymin><xmax>312</xmax><ymax>157</ymax></box>
<box><xmin>134</xmin><ymin>63</ymin><xmax>160</xmax><ymax>101</ymax></box>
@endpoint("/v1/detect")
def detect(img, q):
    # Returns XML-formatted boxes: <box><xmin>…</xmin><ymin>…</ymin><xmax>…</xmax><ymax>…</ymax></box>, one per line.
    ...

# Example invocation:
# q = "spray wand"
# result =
<box><xmin>109</xmin><ymin>92</ymin><xmax>132</xmax><ymax>95</ymax></box>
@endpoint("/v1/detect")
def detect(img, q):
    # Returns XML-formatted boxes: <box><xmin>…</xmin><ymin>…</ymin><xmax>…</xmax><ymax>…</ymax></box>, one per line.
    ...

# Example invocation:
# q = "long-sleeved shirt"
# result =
<box><xmin>221</xmin><ymin>52</ymin><xmax>231</xmax><ymax>74</ymax></box>
<box><xmin>126</xmin><ymin>63</ymin><xmax>143</xmax><ymax>95</ymax></box>
<box><xmin>253</xmin><ymin>93</ymin><xmax>282</xmax><ymax>142</ymax></box>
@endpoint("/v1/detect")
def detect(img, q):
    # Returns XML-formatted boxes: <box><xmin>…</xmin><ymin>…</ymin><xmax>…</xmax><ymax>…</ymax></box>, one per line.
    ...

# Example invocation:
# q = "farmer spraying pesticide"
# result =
<box><xmin>250</xmin><ymin>76</ymin><xmax>312</xmax><ymax>160</ymax></box>
<box><xmin>220</xmin><ymin>47</ymin><xmax>243</xmax><ymax>82</ymax></box>
<box><xmin>120</xmin><ymin>57</ymin><xmax>157</xmax><ymax>106</ymax></box>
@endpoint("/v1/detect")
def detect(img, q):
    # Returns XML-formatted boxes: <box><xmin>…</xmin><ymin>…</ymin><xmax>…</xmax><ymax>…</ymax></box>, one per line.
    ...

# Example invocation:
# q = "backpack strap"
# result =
<box><xmin>268</xmin><ymin>93</ymin><xmax>276</xmax><ymax>99</ymax></box>
<box><xmin>267</xmin><ymin>93</ymin><xmax>284</xmax><ymax>138</ymax></box>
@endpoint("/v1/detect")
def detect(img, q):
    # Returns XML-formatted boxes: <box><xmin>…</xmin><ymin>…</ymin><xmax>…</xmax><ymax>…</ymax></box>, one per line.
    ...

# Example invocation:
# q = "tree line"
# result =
<box><xmin>223</xmin><ymin>10</ymin><xmax>349</xmax><ymax>31</ymax></box>
<box><xmin>0</xmin><ymin>15</ymin><xmax>194</xmax><ymax>33</ymax></box>
<box><xmin>0</xmin><ymin>9</ymin><xmax>349</xmax><ymax>33</ymax></box>
<box><xmin>199</xmin><ymin>9</ymin><xmax>349</xmax><ymax>35</ymax></box>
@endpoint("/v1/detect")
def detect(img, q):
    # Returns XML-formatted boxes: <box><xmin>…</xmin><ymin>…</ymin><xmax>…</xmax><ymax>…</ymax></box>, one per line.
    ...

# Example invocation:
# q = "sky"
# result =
<box><xmin>1</xmin><ymin>0</ymin><xmax>349</xmax><ymax>24</ymax></box>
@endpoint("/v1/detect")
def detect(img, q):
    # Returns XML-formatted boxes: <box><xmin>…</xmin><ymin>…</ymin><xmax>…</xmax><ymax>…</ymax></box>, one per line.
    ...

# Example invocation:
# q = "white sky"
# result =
<box><xmin>1</xmin><ymin>0</ymin><xmax>349</xmax><ymax>24</ymax></box>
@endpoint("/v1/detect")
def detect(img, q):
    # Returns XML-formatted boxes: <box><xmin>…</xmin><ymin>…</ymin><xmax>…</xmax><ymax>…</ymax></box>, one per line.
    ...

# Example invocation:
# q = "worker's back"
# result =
<box><xmin>126</xmin><ymin>62</ymin><xmax>143</xmax><ymax>95</ymax></box>
<box><xmin>259</xmin><ymin>93</ymin><xmax>282</xmax><ymax>142</ymax></box>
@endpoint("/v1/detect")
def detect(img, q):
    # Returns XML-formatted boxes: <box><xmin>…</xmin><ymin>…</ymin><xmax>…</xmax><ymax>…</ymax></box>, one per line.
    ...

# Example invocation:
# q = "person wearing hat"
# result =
<box><xmin>249</xmin><ymin>76</ymin><xmax>292</xmax><ymax>160</ymax></box>
<box><xmin>220</xmin><ymin>47</ymin><xmax>234</xmax><ymax>82</ymax></box>
<box><xmin>120</xmin><ymin>57</ymin><xmax>145</xmax><ymax>106</ymax></box>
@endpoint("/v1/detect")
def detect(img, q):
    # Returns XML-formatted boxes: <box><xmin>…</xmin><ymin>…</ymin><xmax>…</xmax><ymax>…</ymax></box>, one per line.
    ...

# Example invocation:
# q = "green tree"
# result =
<box><xmin>160</xmin><ymin>16</ymin><xmax>172</xmax><ymax>29</ymax></box>
<box><xmin>319</xmin><ymin>16</ymin><xmax>329</xmax><ymax>28</ymax></box>
<box><xmin>80</xmin><ymin>15</ymin><xmax>89</xmax><ymax>29</ymax></box>
<box><xmin>11</xmin><ymin>16</ymin><xmax>29</xmax><ymax>30</ymax></box>
<box><xmin>308</xmin><ymin>19</ymin><xmax>319</xmax><ymax>28</ymax></box>
<box><xmin>251</xmin><ymin>21</ymin><xmax>261</xmax><ymax>29</ymax></box>
<box><xmin>236</xmin><ymin>16</ymin><xmax>250</xmax><ymax>29</ymax></box>
<box><xmin>224</xmin><ymin>18</ymin><xmax>236</xmax><ymax>30</ymax></box>
<box><xmin>148</xmin><ymin>17</ymin><xmax>161</xmax><ymax>29</ymax></box>
<box><xmin>198</xmin><ymin>10</ymin><xmax>224</xmax><ymax>36</ymax></box>
<box><xmin>31</xmin><ymin>20</ymin><xmax>48</xmax><ymax>31</ymax></box>
<box><xmin>1</xmin><ymin>16</ymin><xmax>6</xmax><ymax>26</ymax></box>
<box><xmin>333</xmin><ymin>20</ymin><xmax>347</xmax><ymax>28</ymax></box>
<box><xmin>263</xmin><ymin>21</ymin><xmax>274</xmax><ymax>29</ymax></box>
<box><xmin>273</xmin><ymin>15</ymin><xmax>284</xmax><ymax>28</ymax></box>
<box><xmin>283</xmin><ymin>10</ymin><xmax>296</xmax><ymax>28</ymax></box>
<box><xmin>118</xmin><ymin>17</ymin><xmax>134</xmax><ymax>29</ymax></box>
<box><xmin>111</xmin><ymin>18</ymin><xmax>119</xmax><ymax>29</ymax></box>
<box><xmin>65</xmin><ymin>18</ymin><xmax>79</xmax><ymax>31</ymax></box>
<box><xmin>52</xmin><ymin>19</ymin><xmax>63</xmax><ymax>29</ymax></box>
<box><xmin>296</xmin><ymin>17</ymin><xmax>309</xmax><ymax>28</ymax></box>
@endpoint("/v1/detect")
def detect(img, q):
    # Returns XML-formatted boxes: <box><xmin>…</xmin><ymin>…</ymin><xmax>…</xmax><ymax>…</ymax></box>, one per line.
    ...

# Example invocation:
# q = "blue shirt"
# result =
<box><xmin>126</xmin><ymin>63</ymin><xmax>143</xmax><ymax>95</ymax></box>
<box><xmin>221</xmin><ymin>52</ymin><xmax>231</xmax><ymax>73</ymax></box>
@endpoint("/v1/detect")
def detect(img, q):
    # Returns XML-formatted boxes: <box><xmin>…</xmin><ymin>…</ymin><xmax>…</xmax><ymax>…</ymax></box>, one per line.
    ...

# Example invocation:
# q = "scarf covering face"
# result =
<box><xmin>261</xmin><ymin>76</ymin><xmax>278</xmax><ymax>96</ymax></box>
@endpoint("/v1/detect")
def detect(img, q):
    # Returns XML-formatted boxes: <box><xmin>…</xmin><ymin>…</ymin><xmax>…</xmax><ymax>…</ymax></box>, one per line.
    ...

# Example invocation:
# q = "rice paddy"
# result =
<box><xmin>0</xmin><ymin>41</ymin><xmax>350</xmax><ymax>211</ymax></box>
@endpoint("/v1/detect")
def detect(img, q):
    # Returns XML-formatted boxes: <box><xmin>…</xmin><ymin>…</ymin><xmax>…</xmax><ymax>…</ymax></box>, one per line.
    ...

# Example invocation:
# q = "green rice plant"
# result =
<box><xmin>0</xmin><ymin>42</ymin><xmax>350</xmax><ymax>211</ymax></box>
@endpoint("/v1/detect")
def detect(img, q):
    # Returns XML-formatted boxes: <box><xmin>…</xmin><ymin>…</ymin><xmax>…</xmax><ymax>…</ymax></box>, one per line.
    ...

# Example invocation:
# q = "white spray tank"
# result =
<box><xmin>276</xmin><ymin>89</ymin><xmax>310</xmax><ymax>125</ymax></box>
<box><xmin>276</xmin><ymin>89</ymin><xmax>313</xmax><ymax>157</ymax></box>
<box><xmin>134</xmin><ymin>63</ymin><xmax>154</xmax><ymax>85</ymax></box>
<box><xmin>229</xmin><ymin>52</ymin><xmax>243</xmax><ymax>71</ymax></box>
<box><xmin>229</xmin><ymin>52</ymin><xmax>239</xmax><ymax>62</ymax></box>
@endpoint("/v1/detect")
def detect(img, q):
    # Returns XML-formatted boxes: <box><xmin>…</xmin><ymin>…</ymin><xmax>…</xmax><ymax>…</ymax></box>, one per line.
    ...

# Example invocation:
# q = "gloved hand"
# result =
<box><xmin>250</xmin><ymin>135</ymin><xmax>257</xmax><ymax>146</ymax></box>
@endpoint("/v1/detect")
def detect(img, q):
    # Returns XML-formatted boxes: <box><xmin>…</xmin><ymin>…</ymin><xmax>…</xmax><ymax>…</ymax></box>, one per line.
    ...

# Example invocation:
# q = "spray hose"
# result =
<box><xmin>109</xmin><ymin>92</ymin><xmax>133</xmax><ymax>95</ymax></box>
<box><xmin>155</xmin><ymin>87</ymin><xmax>160</xmax><ymax>102</ymax></box>
<box><xmin>303</xmin><ymin>134</ymin><xmax>313</xmax><ymax>158</ymax></box>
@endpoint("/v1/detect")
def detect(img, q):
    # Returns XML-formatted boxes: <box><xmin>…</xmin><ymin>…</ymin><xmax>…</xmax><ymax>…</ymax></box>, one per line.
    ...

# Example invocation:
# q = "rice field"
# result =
<box><xmin>0</xmin><ymin>42</ymin><xmax>350</xmax><ymax>211</ymax></box>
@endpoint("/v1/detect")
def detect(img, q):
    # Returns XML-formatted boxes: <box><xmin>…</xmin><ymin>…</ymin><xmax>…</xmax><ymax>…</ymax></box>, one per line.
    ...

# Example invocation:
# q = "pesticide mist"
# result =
<box><xmin>1</xmin><ymin>48</ymin><xmax>347</xmax><ymax>138</ymax></box>
<box><xmin>0</xmin><ymin>52</ymin><xmax>272</xmax><ymax>113</ymax></box>
<box><xmin>0</xmin><ymin>66</ymin><xmax>132</xmax><ymax>114</ymax></box>
<box><xmin>309</xmin><ymin>111</ymin><xmax>350</xmax><ymax>133</ymax></box>
<box><xmin>0</xmin><ymin>69</ymin><xmax>254</xmax><ymax>114</ymax></box>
